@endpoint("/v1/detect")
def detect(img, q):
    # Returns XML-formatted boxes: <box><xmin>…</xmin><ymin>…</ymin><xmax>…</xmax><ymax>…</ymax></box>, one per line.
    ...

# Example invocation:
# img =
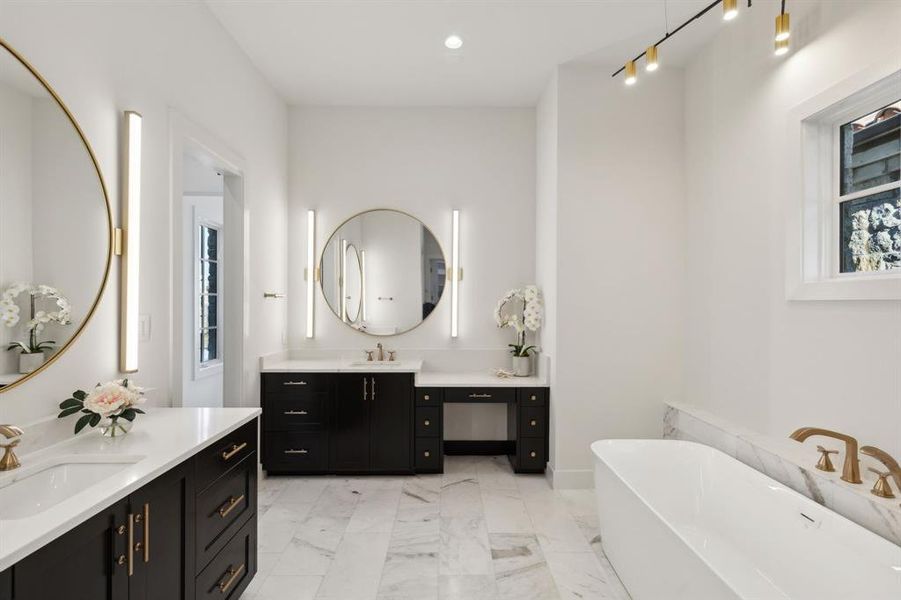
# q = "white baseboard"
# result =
<box><xmin>547</xmin><ymin>464</ymin><xmax>594</xmax><ymax>489</ymax></box>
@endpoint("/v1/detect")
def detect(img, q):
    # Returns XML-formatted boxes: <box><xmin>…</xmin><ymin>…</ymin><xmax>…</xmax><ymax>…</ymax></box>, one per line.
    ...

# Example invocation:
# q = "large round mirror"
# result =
<box><xmin>0</xmin><ymin>39</ymin><xmax>111</xmax><ymax>391</ymax></box>
<box><xmin>320</xmin><ymin>209</ymin><xmax>446</xmax><ymax>336</ymax></box>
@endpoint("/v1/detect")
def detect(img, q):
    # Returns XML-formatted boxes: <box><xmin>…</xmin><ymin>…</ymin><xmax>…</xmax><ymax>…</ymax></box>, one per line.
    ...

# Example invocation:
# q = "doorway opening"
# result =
<box><xmin>171</xmin><ymin>113</ymin><xmax>247</xmax><ymax>409</ymax></box>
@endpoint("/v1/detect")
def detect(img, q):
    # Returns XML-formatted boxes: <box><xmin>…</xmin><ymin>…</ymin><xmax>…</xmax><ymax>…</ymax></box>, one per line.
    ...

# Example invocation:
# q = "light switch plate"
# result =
<box><xmin>139</xmin><ymin>314</ymin><xmax>151</xmax><ymax>342</ymax></box>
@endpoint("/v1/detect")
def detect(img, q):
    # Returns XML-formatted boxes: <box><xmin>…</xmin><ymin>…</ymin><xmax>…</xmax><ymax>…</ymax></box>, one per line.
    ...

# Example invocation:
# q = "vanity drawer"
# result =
<box><xmin>263</xmin><ymin>431</ymin><xmax>328</xmax><ymax>473</ymax></box>
<box><xmin>195</xmin><ymin>517</ymin><xmax>257</xmax><ymax>600</ymax></box>
<box><xmin>415</xmin><ymin>406</ymin><xmax>441</xmax><ymax>438</ymax></box>
<box><xmin>262</xmin><ymin>372</ymin><xmax>331</xmax><ymax>400</ymax></box>
<box><xmin>415</xmin><ymin>438</ymin><xmax>442</xmax><ymax>472</ymax></box>
<box><xmin>519</xmin><ymin>388</ymin><xmax>547</xmax><ymax>406</ymax></box>
<box><xmin>444</xmin><ymin>387</ymin><xmax>514</xmax><ymax>404</ymax></box>
<box><xmin>517</xmin><ymin>438</ymin><xmax>546</xmax><ymax>472</ymax></box>
<box><xmin>519</xmin><ymin>405</ymin><xmax>546</xmax><ymax>438</ymax></box>
<box><xmin>195</xmin><ymin>420</ymin><xmax>258</xmax><ymax>493</ymax></box>
<box><xmin>265</xmin><ymin>394</ymin><xmax>328</xmax><ymax>431</ymax></box>
<box><xmin>416</xmin><ymin>388</ymin><xmax>443</xmax><ymax>406</ymax></box>
<box><xmin>196</xmin><ymin>452</ymin><xmax>257</xmax><ymax>572</ymax></box>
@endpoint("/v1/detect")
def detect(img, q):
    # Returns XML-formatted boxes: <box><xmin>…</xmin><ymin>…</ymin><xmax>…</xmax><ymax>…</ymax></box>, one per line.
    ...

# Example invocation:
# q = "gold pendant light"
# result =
<box><xmin>624</xmin><ymin>60</ymin><xmax>637</xmax><ymax>85</ymax></box>
<box><xmin>645</xmin><ymin>45</ymin><xmax>659</xmax><ymax>71</ymax></box>
<box><xmin>774</xmin><ymin>38</ymin><xmax>789</xmax><ymax>56</ymax></box>
<box><xmin>723</xmin><ymin>0</ymin><xmax>738</xmax><ymax>21</ymax></box>
<box><xmin>775</xmin><ymin>12</ymin><xmax>790</xmax><ymax>41</ymax></box>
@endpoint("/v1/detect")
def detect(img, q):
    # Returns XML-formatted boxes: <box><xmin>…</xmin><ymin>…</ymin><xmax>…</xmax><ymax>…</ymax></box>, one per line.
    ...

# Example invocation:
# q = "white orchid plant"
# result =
<box><xmin>495</xmin><ymin>285</ymin><xmax>543</xmax><ymax>357</ymax></box>
<box><xmin>57</xmin><ymin>378</ymin><xmax>146</xmax><ymax>435</ymax></box>
<box><xmin>2</xmin><ymin>283</ymin><xmax>72</xmax><ymax>355</ymax></box>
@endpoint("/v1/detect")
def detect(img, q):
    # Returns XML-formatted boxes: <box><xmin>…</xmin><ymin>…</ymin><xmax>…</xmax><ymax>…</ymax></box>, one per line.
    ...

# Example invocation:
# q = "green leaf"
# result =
<box><xmin>120</xmin><ymin>409</ymin><xmax>136</xmax><ymax>422</ymax></box>
<box><xmin>58</xmin><ymin>406</ymin><xmax>82</xmax><ymax>418</ymax></box>
<box><xmin>73</xmin><ymin>390</ymin><xmax>87</xmax><ymax>401</ymax></box>
<box><xmin>89</xmin><ymin>413</ymin><xmax>101</xmax><ymax>427</ymax></box>
<box><xmin>59</xmin><ymin>398</ymin><xmax>83</xmax><ymax>410</ymax></box>
<box><xmin>74</xmin><ymin>413</ymin><xmax>93</xmax><ymax>434</ymax></box>
<box><xmin>132</xmin><ymin>408</ymin><xmax>146</xmax><ymax>415</ymax></box>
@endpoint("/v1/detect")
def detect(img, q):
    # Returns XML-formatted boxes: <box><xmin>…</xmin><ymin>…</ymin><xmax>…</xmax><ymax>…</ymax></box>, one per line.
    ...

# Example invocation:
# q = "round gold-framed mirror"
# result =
<box><xmin>0</xmin><ymin>37</ymin><xmax>113</xmax><ymax>393</ymax></box>
<box><xmin>319</xmin><ymin>209</ymin><xmax>447</xmax><ymax>336</ymax></box>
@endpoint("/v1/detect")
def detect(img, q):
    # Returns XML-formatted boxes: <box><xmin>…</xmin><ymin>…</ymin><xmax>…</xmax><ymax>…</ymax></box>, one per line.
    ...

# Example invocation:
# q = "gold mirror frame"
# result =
<box><xmin>343</xmin><ymin>242</ymin><xmax>363</xmax><ymax>324</ymax></box>
<box><xmin>318</xmin><ymin>209</ymin><xmax>448</xmax><ymax>337</ymax></box>
<box><xmin>0</xmin><ymin>37</ymin><xmax>114</xmax><ymax>394</ymax></box>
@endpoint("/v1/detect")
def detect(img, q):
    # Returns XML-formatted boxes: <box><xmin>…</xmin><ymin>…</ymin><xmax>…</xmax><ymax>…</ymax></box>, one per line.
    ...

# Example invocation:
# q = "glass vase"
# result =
<box><xmin>98</xmin><ymin>416</ymin><xmax>133</xmax><ymax>438</ymax></box>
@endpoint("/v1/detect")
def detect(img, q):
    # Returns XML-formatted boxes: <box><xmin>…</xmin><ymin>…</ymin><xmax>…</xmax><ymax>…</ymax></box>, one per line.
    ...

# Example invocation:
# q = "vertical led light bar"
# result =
<box><xmin>120</xmin><ymin>111</ymin><xmax>142</xmax><ymax>373</ymax></box>
<box><xmin>451</xmin><ymin>209</ymin><xmax>460</xmax><ymax>338</ymax></box>
<box><xmin>360</xmin><ymin>250</ymin><xmax>367</xmax><ymax>322</ymax></box>
<box><xmin>305</xmin><ymin>209</ymin><xmax>315</xmax><ymax>338</ymax></box>
<box><xmin>341</xmin><ymin>239</ymin><xmax>348</xmax><ymax>322</ymax></box>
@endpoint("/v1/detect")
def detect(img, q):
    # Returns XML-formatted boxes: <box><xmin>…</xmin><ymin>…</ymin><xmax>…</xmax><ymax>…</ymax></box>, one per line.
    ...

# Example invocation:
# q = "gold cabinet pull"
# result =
<box><xmin>217</xmin><ymin>563</ymin><xmax>245</xmax><ymax>594</ymax></box>
<box><xmin>282</xmin><ymin>380</ymin><xmax>307</xmax><ymax>386</ymax></box>
<box><xmin>371</xmin><ymin>377</ymin><xmax>376</xmax><ymax>401</ymax></box>
<box><xmin>363</xmin><ymin>377</ymin><xmax>368</xmax><ymax>401</ymax></box>
<box><xmin>218</xmin><ymin>494</ymin><xmax>246</xmax><ymax>518</ymax></box>
<box><xmin>117</xmin><ymin>554</ymin><xmax>127</xmax><ymax>566</ymax></box>
<box><xmin>284</xmin><ymin>410</ymin><xmax>308</xmax><ymax>415</ymax></box>
<box><xmin>284</xmin><ymin>448</ymin><xmax>308</xmax><ymax>455</ymax></box>
<box><xmin>469</xmin><ymin>393</ymin><xmax>492</xmax><ymax>399</ymax></box>
<box><xmin>143</xmin><ymin>503</ymin><xmax>150</xmax><ymax>563</ymax></box>
<box><xmin>222</xmin><ymin>442</ymin><xmax>247</xmax><ymax>461</ymax></box>
<box><xmin>127</xmin><ymin>513</ymin><xmax>135</xmax><ymax>576</ymax></box>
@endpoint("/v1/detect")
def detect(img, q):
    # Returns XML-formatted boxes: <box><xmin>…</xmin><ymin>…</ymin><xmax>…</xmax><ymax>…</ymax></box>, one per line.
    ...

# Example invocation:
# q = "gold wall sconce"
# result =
<box><xmin>119</xmin><ymin>111</ymin><xmax>142</xmax><ymax>373</ymax></box>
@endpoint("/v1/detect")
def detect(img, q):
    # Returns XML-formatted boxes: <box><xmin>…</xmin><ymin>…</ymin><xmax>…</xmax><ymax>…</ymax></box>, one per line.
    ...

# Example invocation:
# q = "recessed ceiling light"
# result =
<box><xmin>444</xmin><ymin>35</ymin><xmax>463</xmax><ymax>50</ymax></box>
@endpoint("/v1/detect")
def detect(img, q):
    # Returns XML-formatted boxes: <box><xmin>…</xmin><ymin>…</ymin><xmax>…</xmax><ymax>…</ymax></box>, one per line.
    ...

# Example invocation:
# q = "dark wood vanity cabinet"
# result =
<box><xmin>8</xmin><ymin>418</ymin><xmax>259</xmax><ymax>600</ymax></box>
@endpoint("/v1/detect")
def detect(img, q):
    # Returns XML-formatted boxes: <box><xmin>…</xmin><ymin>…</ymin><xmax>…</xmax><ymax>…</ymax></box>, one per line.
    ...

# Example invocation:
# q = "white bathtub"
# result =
<box><xmin>592</xmin><ymin>439</ymin><xmax>901</xmax><ymax>600</ymax></box>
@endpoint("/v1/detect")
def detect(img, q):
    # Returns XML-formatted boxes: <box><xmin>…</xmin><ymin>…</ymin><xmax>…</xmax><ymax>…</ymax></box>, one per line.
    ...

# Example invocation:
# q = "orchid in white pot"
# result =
<box><xmin>495</xmin><ymin>285</ymin><xmax>543</xmax><ymax>376</ymax></box>
<box><xmin>58</xmin><ymin>379</ymin><xmax>146</xmax><ymax>437</ymax></box>
<box><xmin>2</xmin><ymin>283</ymin><xmax>72</xmax><ymax>373</ymax></box>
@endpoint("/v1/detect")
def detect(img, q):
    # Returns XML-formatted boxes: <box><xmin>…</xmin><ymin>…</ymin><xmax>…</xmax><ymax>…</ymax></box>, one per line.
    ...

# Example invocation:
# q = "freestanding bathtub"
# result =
<box><xmin>592</xmin><ymin>439</ymin><xmax>901</xmax><ymax>600</ymax></box>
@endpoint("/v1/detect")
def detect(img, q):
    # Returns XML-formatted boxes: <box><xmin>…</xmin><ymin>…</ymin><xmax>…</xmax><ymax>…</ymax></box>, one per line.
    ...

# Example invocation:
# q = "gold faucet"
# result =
<box><xmin>789</xmin><ymin>427</ymin><xmax>862</xmax><ymax>484</ymax></box>
<box><xmin>0</xmin><ymin>424</ymin><xmax>24</xmax><ymax>471</ymax></box>
<box><xmin>376</xmin><ymin>343</ymin><xmax>384</xmax><ymax>362</ymax></box>
<box><xmin>861</xmin><ymin>446</ymin><xmax>901</xmax><ymax>496</ymax></box>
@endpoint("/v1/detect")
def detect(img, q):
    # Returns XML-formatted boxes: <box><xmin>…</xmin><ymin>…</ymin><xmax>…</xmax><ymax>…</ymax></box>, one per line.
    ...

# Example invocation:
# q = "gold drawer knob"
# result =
<box><xmin>117</xmin><ymin>555</ymin><xmax>127</xmax><ymax>566</ymax></box>
<box><xmin>530</xmin><ymin>451</ymin><xmax>537</xmax><ymax>458</ymax></box>
<box><xmin>530</xmin><ymin>395</ymin><xmax>537</xmax><ymax>401</ymax></box>
<box><xmin>424</xmin><ymin>451</ymin><xmax>431</xmax><ymax>457</ymax></box>
<box><xmin>424</xmin><ymin>419</ymin><xmax>431</xmax><ymax>426</ymax></box>
<box><xmin>424</xmin><ymin>394</ymin><xmax>430</xmax><ymax>400</ymax></box>
<box><xmin>530</xmin><ymin>420</ymin><xmax>537</xmax><ymax>426</ymax></box>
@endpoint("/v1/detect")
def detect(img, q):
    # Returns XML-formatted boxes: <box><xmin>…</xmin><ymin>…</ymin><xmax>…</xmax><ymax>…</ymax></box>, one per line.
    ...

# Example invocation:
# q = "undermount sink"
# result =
<box><xmin>0</xmin><ymin>454</ymin><xmax>143</xmax><ymax>520</ymax></box>
<box><xmin>347</xmin><ymin>360</ymin><xmax>414</xmax><ymax>369</ymax></box>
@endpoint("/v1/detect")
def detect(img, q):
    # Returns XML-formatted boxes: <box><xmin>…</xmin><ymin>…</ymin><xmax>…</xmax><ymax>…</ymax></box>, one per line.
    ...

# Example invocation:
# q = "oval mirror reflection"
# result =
<box><xmin>0</xmin><ymin>41</ymin><xmax>111</xmax><ymax>390</ymax></box>
<box><xmin>319</xmin><ymin>209</ymin><xmax>446</xmax><ymax>336</ymax></box>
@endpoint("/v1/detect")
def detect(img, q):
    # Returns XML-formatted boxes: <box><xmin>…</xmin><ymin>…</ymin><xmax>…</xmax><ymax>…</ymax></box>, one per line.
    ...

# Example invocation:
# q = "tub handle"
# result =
<box><xmin>815</xmin><ymin>445</ymin><xmax>838</xmax><ymax>473</ymax></box>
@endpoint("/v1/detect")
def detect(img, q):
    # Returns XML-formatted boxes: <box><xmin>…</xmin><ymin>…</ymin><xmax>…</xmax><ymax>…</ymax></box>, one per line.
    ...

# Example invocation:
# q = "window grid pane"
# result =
<box><xmin>198</xmin><ymin>224</ymin><xmax>220</xmax><ymax>365</ymax></box>
<box><xmin>839</xmin><ymin>187</ymin><xmax>901</xmax><ymax>273</ymax></box>
<box><xmin>840</xmin><ymin>100</ymin><xmax>901</xmax><ymax>196</ymax></box>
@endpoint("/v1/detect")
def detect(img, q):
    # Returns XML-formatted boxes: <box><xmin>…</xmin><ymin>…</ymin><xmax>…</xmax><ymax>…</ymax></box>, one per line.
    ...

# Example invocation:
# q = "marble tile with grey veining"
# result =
<box><xmin>438</xmin><ymin>574</ymin><xmax>499</xmax><ymax>600</ymax></box>
<box><xmin>317</xmin><ymin>532</ymin><xmax>392</xmax><ymax>598</ymax></box>
<box><xmin>377</xmin><ymin>549</ymin><xmax>439</xmax><ymax>599</ymax></box>
<box><xmin>390</xmin><ymin>502</ymin><xmax>441</xmax><ymax>554</ymax></box>
<box><xmin>272</xmin><ymin>514</ymin><xmax>349</xmax><ymax>576</ymax></box>
<box><xmin>440</xmin><ymin>476</ymin><xmax>484</xmax><ymax>517</ymax></box>
<box><xmin>399</xmin><ymin>475</ymin><xmax>442</xmax><ymax>506</ymax></box>
<box><xmin>439</xmin><ymin>516</ymin><xmax>493</xmax><ymax>575</ymax></box>
<box><xmin>545</xmin><ymin>551</ymin><xmax>630</xmax><ymax>600</ymax></box>
<box><xmin>477</xmin><ymin>455</ymin><xmax>519</xmax><ymax>490</ymax></box>
<box><xmin>347</xmin><ymin>487</ymin><xmax>402</xmax><ymax>533</ymax></box>
<box><xmin>525</xmin><ymin>496</ymin><xmax>593</xmax><ymax>554</ymax></box>
<box><xmin>489</xmin><ymin>533</ymin><xmax>559</xmax><ymax>600</ymax></box>
<box><xmin>481</xmin><ymin>487</ymin><xmax>534</xmax><ymax>533</ymax></box>
<box><xmin>308</xmin><ymin>482</ymin><xmax>363</xmax><ymax>518</ymax></box>
<box><xmin>257</xmin><ymin>502</ymin><xmax>314</xmax><ymax>553</ymax></box>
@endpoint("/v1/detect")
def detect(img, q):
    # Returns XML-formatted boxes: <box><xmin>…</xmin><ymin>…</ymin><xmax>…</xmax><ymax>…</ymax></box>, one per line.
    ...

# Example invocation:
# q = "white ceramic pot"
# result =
<box><xmin>18</xmin><ymin>352</ymin><xmax>45</xmax><ymax>374</ymax></box>
<box><xmin>512</xmin><ymin>355</ymin><xmax>531</xmax><ymax>377</ymax></box>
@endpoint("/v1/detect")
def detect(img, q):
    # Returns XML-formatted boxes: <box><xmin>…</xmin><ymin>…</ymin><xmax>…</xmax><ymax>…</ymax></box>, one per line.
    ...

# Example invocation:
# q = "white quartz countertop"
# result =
<box><xmin>0</xmin><ymin>407</ymin><xmax>260</xmax><ymax>571</ymax></box>
<box><xmin>415</xmin><ymin>371</ymin><xmax>547</xmax><ymax>387</ymax></box>
<box><xmin>261</xmin><ymin>358</ymin><xmax>548</xmax><ymax>387</ymax></box>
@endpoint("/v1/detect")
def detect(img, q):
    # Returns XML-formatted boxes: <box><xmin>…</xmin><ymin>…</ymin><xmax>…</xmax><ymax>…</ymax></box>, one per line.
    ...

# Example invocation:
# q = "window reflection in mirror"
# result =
<box><xmin>320</xmin><ymin>210</ymin><xmax>446</xmax><ymax>336</ymax></box>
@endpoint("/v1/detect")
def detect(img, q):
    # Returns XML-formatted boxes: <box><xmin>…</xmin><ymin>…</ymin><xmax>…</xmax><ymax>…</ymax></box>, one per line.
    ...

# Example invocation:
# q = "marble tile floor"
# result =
<box><xmin>245</xmin><ymin>455</ymin><xmax>631</xmax><ymax>600</ymax></box>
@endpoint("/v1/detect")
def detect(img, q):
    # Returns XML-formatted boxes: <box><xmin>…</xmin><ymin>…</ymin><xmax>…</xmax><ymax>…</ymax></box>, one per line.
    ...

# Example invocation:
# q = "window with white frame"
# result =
<box><xmin>198</xmin><ymin>224</ymin><xmax>221</xmax><ymax>367</ymax></box>
<box><xmin>836</xmin><ymin>101</ymin><xmax>900</xmax><ymax>274</ymax></box>
<box><xmin>788</xmin><ymin>68</ymin><xmax>901</xmax><ymax>300</ymax></box>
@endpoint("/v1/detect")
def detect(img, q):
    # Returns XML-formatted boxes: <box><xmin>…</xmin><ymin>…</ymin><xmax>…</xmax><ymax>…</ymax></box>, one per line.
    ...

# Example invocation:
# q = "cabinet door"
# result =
<box><xmin>128</xmin><ymin>461</ymin><xmax>195</xmax><ymax>600</ymax></box>
<box><xmin>370</xmin><ymin>374</ymin><xmax>413</xmax><ymax>472</ymax></box>
<box><xmin>12</xmin><ymin>499</ymin><xmax>130</xmax><ymax>600</ymax></box>
<box><xmin>330</xmin><ymin>373</ymin><xmax>371</xmax><ymax>471</ymax></box>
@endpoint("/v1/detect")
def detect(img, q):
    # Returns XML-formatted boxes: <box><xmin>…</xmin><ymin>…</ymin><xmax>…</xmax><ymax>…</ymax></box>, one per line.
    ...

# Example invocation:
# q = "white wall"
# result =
<box><xmin>683</xmin><ymin>1</ymin><xmax>901</xmax><ymax>456</ymax></box>
<box><xmin>545</xmin><ymin>65</ymin><xmax>686</xmax><ymax>487</ymax></box>
<box><xmin>0</xmin><ymin>2</ymin><xmax>287</xmax><ymax>424</ymax></box>
<box><xmin>288</xmin><ymin>107</ymin><xmax>535</xmax><ymax>439</ymax></box>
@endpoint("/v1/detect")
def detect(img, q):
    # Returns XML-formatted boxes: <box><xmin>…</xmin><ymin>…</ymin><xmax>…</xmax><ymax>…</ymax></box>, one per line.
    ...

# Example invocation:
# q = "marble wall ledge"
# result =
<box><xmin>663</xmin><ymin>401</ymin><xmax>901</xmax><ymax>547</ymax></box>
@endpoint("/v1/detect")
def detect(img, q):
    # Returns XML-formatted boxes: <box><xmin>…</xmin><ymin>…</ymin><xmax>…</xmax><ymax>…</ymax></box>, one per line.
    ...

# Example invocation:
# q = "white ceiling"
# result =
<box><xmin>206</xmin><ymin>0</ymin><xmax>722</xmax><ymax>107</ymax></box>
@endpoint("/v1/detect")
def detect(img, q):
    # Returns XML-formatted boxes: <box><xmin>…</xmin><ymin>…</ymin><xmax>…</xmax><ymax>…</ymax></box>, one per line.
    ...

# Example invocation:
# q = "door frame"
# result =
<box><xmin>169</xmin><ymin>110</ymin><xmax>248</xmax><ymax>408</ymax></box>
